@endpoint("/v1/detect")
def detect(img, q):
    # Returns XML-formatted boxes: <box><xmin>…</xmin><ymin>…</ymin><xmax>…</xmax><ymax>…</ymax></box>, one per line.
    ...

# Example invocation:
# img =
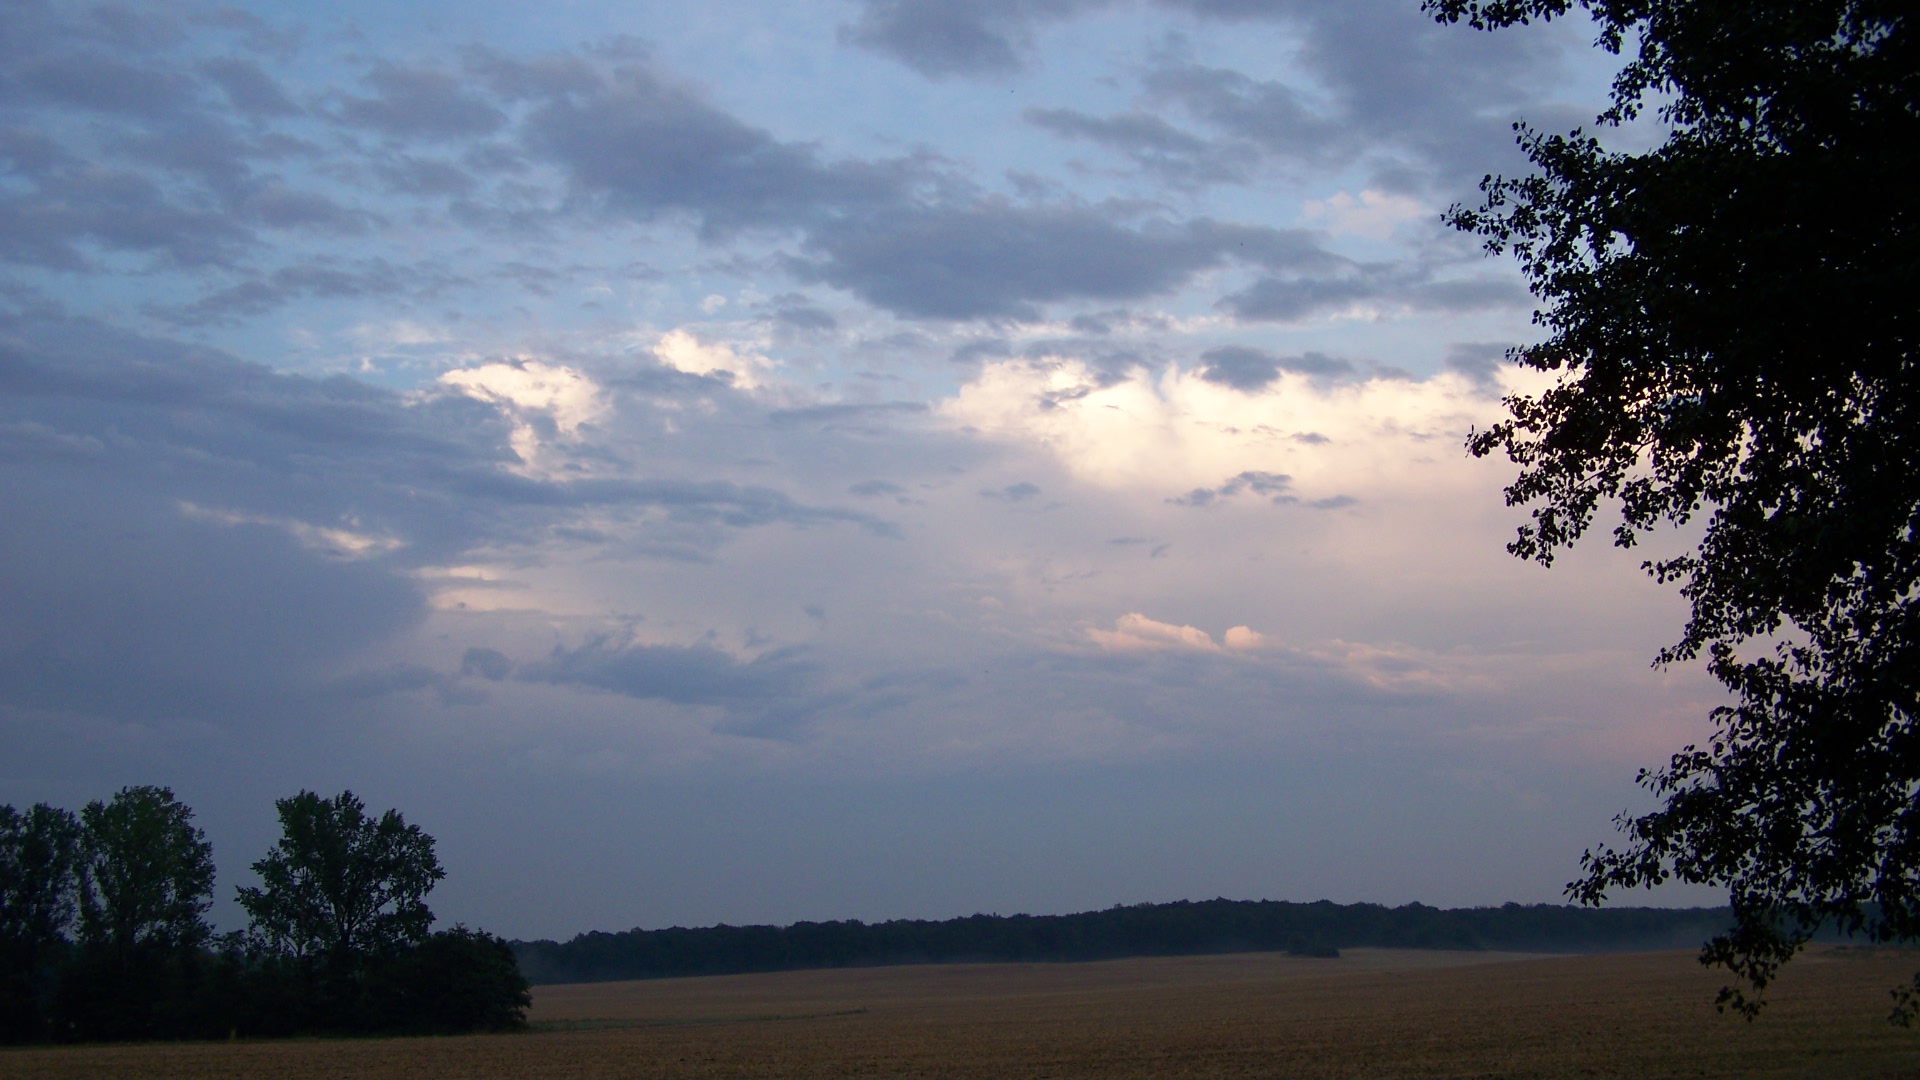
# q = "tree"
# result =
<box><xmin>0</xmin><ymin>804</ymin><xmax>80</xmax><ymax>1042</ymax></box>
<box><xmin>76</xmin><ymin>786</ymin><xmax>215</xmax><ymax>955</ymax></box>
<box><xmin>238</xmin><ymin>790</ymin><xmax>445</xmax><ymax>968</ymax></box>
<box><xmin>1425</xmin><ymin>0</ymin><xmax>1918</xmax><ymax>1017</ymax></box>
<box><xmin>61</xmin><ymin>786</ymin><xmax>218</xmax><ymax>1039</ymax></box>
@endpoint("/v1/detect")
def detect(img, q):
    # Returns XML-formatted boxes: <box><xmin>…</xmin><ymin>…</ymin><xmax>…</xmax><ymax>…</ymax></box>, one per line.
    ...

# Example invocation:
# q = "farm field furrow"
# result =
<box><xmin>3</xmin><ymin>946</ymin><xmax>1917</xmax><ymax>1079</ymax></box>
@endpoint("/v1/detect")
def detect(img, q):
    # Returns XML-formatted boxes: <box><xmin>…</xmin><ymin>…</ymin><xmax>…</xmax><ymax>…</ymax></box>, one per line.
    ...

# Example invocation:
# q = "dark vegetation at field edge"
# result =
<box><xmin>511</xmin><ymin>898</ymin><xmax>1745</xmax><ymax>984</ymax></box>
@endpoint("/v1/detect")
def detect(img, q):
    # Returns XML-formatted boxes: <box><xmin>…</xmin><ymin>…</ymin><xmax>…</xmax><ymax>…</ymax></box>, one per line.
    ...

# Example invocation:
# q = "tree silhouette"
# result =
<box><xmin>239</xmin><ymin>790</ymin><xmax>445</xmax><ymax>967</ymax></box>
<box><xmin>0</xmin><ymin>804</ymin><xmax>80</xmax><ymax>1042</ymax></box>
<box><xmin>1427</xmin><ymin>0</ymin><xmax>1918</xmax><ymax>1017</ymax></box>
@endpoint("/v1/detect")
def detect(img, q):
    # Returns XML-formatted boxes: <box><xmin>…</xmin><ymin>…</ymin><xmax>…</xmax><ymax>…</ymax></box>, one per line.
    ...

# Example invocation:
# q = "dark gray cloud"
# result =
<box><xmin>838</xmin><ymin>0</ymin><xmax>1301</xmax><ymax>80</ymax></box>
<box><xmin>1141</xmin><ymin>1</ymin><xmax>1586</xmax><ymax>191</ymax></box>
<box><xmin>513</xmin><ymin>58</ymin><xmax>915</xmax><ymax>239</ymax></box>
<box><xmin>1217</xmin><ymin>265</ymin><xmax>1527</xmax><ymax>323</ymax></box>
<box><xmin>518</xmin><ymin>636</ymin><xmax>820</xmax><ymax>716</ymax></box>
<box><xmin>0</xmin><ymin>149</ymin><xmax>253</xmax><ymax>269</ymax></box>
<box><xmin>1168</xmin><ymin>469</ymin><xmax>1293</xmax><ymax>506</ymax></box>
<box><xmin>1444</xmin><ymin>341</ymin><xmax>1513</xmax><ymax>388</ymax></box>
<box><xmin>774</xmin><ymin>304</ymin><xmax>839</xmax><ymax>332</ymax></box>
<box><xmin>198</xmin><ymin>57</ymin><xmax>301</xmax><ymax>117</ymax></box>
<box><xmin>982</xmin><ymin>481</ymin><xmax>1042</xmax><ymax>501</ymax></box>
<box><xmin>0</xmin><ymin>312</ymin><xmax>892</xmax><ymax>727</ymax></box>
<box><xmin>1141</xmin><ymin>62</ymin><xmax>1347</xmax><ymax>171</ymax></box>
<box><xmin>838</xmin><ymin>0</ymin><xmax>1104</xmax><ymax>77</ymax></box>
<box><xmin>1023</xmin><ymin>106</ymin><xmax>1253</xmax><ymax>186</ymax></box>
<box><xmin>848</xmin><ymin>0</ymin><xmax>1577</xmax><ymax>195</ymax></box>
<box><xmin>796</xmin><ymin>205</ymin><xmax>1336</xmax><ymax>319</ymax></box>
<box><xmin>4</xmin><ymin>8</ymin><xmax>1474</xmax><ymax>328</ymax></box>
<box><xmin>0</xmin><ymin>473</ymin><xmax>426</xmax><ymax>724</ymax></box>
<box><xmin>15</xmin><ymin>51</ymin><xmax>191</xmax><ymax>117</ymax></box>
<box><xmin>461</xmin><ymin>647</ymin><xmax>514</xmax><ymax>681</ymax></box>
<box><xmin>0</xmin><ymin>8</ymin><xmax>363</xmax><ymax>272</ymax></box>
<box><xmin>372</xmin><ymin>154</ymin><xmax>479</xmax><ymax>197</ymax></box>
<box><xmin>338</xmin><ymin>64</ymin><xmax>508</xmax><ymax>141</ymax></box>
<box><xmin>1196</xmin><ymin>345</ymin><xmax>1350</xmax><ymax>390</ymax></box>
<box><xmin>163</xmin><ymin>258</ymin><xmax>469</xmax><ymax>325</ymax></box>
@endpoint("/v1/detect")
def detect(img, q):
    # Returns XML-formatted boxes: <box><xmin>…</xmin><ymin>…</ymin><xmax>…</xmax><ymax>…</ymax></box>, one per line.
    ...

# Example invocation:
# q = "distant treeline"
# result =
<box><xmin>511</xmin><ymin>899</ymin><xmax>1739</xmax><ymax>985</ymax></box>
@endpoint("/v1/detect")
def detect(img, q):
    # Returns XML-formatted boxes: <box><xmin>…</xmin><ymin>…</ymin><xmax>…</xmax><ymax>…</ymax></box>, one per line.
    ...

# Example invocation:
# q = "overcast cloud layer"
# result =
<box><xmin>0</xmin><ymin>0</ymin><xmax>1720</xmax><ymax>938</ymax></box>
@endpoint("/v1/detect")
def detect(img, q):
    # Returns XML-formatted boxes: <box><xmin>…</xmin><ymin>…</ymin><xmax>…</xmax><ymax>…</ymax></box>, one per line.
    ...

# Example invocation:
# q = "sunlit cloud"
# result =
<box><xmin>652</xmin><ymin>329</ymin><xmax>777</xmax><ymax>391</ymax></box>
<box><xmin>437</xmin><ymin>359</ymin><xmax>606</xmax><ymax>471</ymax></box>
<box><xmin>177</xmin><ymin>502</ymin><xmax>404</xmax><ymax>559</ymax></box>
<box><xmin>938</xmin><ymin>354</ymin><xmax>1530</xmax><ymax>505</ymax></box>
<box><xmin>1301</xmin><ymin>189</ymin><xmax>1430</xmax><ymax>239</ymax></box>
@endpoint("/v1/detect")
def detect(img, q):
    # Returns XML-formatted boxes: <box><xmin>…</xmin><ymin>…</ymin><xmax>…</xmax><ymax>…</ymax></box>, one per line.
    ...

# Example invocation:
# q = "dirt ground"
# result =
<box><xmin>4</xmin><ymin>945</ymin><xmax>1918</xmax><ymax>1078</ymax></box>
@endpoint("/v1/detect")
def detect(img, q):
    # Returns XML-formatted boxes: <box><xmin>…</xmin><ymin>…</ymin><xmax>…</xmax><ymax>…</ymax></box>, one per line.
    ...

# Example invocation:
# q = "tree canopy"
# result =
<box><xmin>1425</xmin><ymin>0</ymin><xmax>1918</xmax><ymax>1017</ymax></box>
<box><xmin>76</xmin><ymin>786</ymin><xmax>215</xmax><ymax>955</ymax></box>
<box><xmin>237</xmin><ymin>790</ymin><xmax>445</xmax><ymax>966</ymax></box>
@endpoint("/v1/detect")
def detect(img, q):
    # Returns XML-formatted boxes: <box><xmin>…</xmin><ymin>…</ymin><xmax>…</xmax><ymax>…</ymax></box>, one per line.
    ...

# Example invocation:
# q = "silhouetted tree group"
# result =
<box><xmin>0</xmin><ymin>786</ymin><xmax>528</xmax><ymax>1045</ymax></box>
<box><xmin>512</xmin><ymin>898</ymin><xmax>1738</xmax><ymax>985</ymax></box>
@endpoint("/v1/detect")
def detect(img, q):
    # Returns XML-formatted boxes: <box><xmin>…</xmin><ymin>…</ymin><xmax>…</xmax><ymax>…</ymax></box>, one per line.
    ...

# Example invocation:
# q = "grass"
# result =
<box><xmin>3</xmin><ymin>945</ymin><xmax>1917</xmax><ymax>1078</ymax></box>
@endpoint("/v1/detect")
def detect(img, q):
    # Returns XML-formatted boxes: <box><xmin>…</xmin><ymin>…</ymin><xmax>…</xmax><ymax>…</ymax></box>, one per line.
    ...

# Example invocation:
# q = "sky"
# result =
<box><xmin>0</xmin><ymin>0</ymin><xmax>1727</xmax><ymax>940</ymax></box>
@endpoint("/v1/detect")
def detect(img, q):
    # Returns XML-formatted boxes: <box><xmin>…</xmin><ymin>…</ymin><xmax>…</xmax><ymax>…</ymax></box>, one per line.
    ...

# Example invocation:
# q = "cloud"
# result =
<box><xmin>1087</xmin><ymin>612</ymin><xmax>1221</xmax><ymax>653</ymax></box>
<box><xmin>165</xmin><ymin>259</ymin><xmax>466</xmax><ymax>325</ymax></box>
<box><xmin>1443</xmin><ymin>342</ymin><xmax>1512</xmax><ymax>388</ymax></box>
<box><xmin>461</xmin><ymin>647</ymin><xmax>513</xmax><ymax>681</ymax></box>
<box><xmin>982</xmin><ymin>481</ymin><xmax>1042</xmax><ymax>501</ymax></box>
<box><xmin>439</xmin><ymin>359</ymin><xmax>608</xmax><ymax>473</ymax></box>
<box><xmin>1086</xmin><ymin>615</ymin><xmax>1320</xmax><ymax>659</ymax></box>
<box><xmin>0</xmin><ymin>477</ymin><xmax>428</xmax><ymax>724</ymax></box>
<box><xmin>1220</xmin><ymin>625</ymin><xmax>1271</xmax><ymax>650</ymax></box>
<box><xmin>0</xmin><ymin>0</ymin><xmax>1736</xmax><ymax>938</ymax></box>
<box><xmin>439</xmin><ymin>360</ymin><xmax>604</xmax><ymax>435</ymax></box>
<box><xmin>197</xmin><ymin>56</ymin><xmax>300</xmax><ymax>117</ymax></box>
<box><xmin>797</xmin><ymin>205</ymin><xmax>1336</xmax><ymax>320</ymax></box>
<box><xmin>839</xmin><ymin>0</ymin><xmax>1105</xmax><ymax>78</ymax></box>
<box><xmin>0</xmin><ymin>143</ymin><xmax>254</xmax><ymax>269</ymax></box>
<box><xmin>1302</xmin><ymin>189</ymin><xmax>1428</xmax><ymax>239</ymax></box>
<box><xmin>1217</xmin><ymin>265</ymin><xmax>1528</xmax><ymax>323</ymax></box>
<box><xmin>178</xmin><ymin>502</ymin><xmax>404</xmax><ymax>559</ymax></box>
<box><xmin>1024</xmin><ymin>106</ymin><xmax>1252</xmax><ymax>186</ymax></box>
<box><xmin>939</xmin><ymin>352</ymin><xmax>1517</xmax><ymax>503</ymax></box>
<box><xmin>1167</xmin><ymin>469</ymin><xmax>1293</xmax><ymax>506</ymax></box>
<box><xmin>513</xmin><ymin>58</ymin><xmax>913</xmax><ymax>238</ymax></box>
<box><xmin>651</xmin><ymin>329</ymin><xmax>776</xmax><ymax>390</ymax></box>
<box><xmin>1142</xmin><ymin>2</ymin><xmax>1587</xmax><ymax>192</ymax></box>
<box><xmin>517</xmin><ymin>633</ymin><xmax>820</xmax><ymax>720</ymax></box>
<box><xmin>15</xmin><ymin>52</ymin><xmax>192</xmax><ymax>118</ymax></box>
<box><xmin>1196</xmin><ymin>345</ymin><xmax>1351</xmax><ymax>391</ymax></box>
<box><xmin>337</xmin><ymin>63</ymin><xmax>507</xmax><ymax>140</ymax></box>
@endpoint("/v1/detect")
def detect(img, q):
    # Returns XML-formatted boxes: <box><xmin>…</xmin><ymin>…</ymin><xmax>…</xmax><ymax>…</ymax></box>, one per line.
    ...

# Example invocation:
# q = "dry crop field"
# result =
<box><xmin>4</xmin><ymin>946</ymin><xmax>1919</xmax><ymax>1078</ymax></box>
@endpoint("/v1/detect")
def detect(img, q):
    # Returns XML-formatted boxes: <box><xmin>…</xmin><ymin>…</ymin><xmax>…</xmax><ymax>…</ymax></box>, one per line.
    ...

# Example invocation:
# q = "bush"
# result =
<box><xmin>362</xmin><ymin>927</ymin><xmax>531</xmax><ymax>1034</ymax></box>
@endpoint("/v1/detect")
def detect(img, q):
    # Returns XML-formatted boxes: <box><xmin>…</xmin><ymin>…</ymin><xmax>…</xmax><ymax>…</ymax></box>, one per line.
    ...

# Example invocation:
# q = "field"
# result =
<box><xmin>4</xmin><ymin>946</ymin><xmax>1918</xmax><ymax>1078</ymax></box>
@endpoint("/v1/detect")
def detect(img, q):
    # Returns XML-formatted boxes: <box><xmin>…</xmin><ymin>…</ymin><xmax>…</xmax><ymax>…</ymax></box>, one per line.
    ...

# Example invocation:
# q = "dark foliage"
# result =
<box><xmin>238</xmin><ymin>790</ymin><xmax>445</xmax><ymax>966</ymax></box>
<box><xmin>510</xmin><ymin>899</ymin><xmax>1736</xmax><ymax>984</ymax></box>
<box><xmin>362</xmin><ymin>927</ymin><xmax>532</xmax><ymax>1035</ymax></box>
<box><xmin>1426</xmin><ymin>0</ymin><xmax>1918</xmax><ymax>1019</ymax></box>
<box><xmin>0</xmin><ymin>791</ymin><xmax>527</xmax><ymax>1044</ymax></box>
<box><xmin>0</xmin><ymin>804</ymin><xmax>79</xmax><ymax>1043</ymax></box>
<box><xmin>54</xmin><ymin>787</ymin><xmax>217</xmax><ymax>1041</ymax></box>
